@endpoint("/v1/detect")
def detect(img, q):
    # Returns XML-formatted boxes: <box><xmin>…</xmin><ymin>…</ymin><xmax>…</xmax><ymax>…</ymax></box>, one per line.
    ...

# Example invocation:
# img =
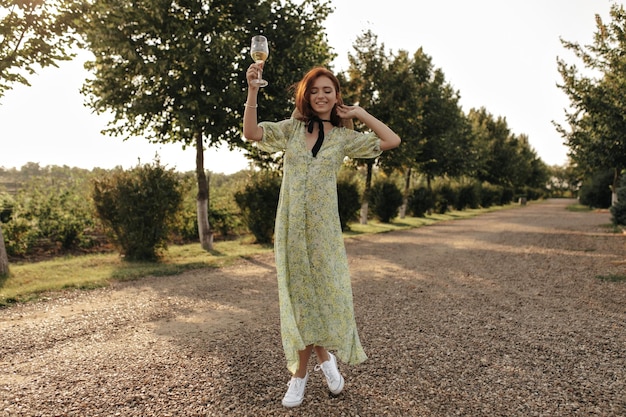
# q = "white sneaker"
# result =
<box><xmin>315</xmin><ymin>352</ymin><xmax>345</xmax><ymax>395</ymax></box>
<box><xmin>281</xmin><ymin>372</ymin><xmax>308</xmax><ymax>408</ymax></box>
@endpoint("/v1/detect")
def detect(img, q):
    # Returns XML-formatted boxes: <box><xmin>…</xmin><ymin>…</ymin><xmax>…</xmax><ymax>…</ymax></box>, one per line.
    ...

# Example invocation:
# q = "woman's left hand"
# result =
<box><xmin>336</xmin><ymin>104</ymin><xmax>364</xmax><ymax>120</ymax></box>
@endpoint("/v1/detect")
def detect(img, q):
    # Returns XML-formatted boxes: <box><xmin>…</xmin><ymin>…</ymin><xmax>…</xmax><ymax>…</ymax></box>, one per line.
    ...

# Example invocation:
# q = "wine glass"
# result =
<box><xmin>250</xmin><ymin>35</ymin><xmax>269</xmax><ymax>87</ymax></box>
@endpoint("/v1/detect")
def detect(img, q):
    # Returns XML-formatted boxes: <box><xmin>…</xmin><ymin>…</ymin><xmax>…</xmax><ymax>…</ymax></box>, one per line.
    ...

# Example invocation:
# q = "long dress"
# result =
<box><xmin>257</xmin><ymin>117</ymin><xmax>382</xmax><ymax>373</ymax></box>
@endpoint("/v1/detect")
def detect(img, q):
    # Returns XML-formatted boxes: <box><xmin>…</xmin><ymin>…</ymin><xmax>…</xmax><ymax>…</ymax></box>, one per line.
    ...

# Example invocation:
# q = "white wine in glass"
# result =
<box><xmin>250</xmin><ymin>35</ymin><xmax>269</xmax><ymax>87</ymax></box>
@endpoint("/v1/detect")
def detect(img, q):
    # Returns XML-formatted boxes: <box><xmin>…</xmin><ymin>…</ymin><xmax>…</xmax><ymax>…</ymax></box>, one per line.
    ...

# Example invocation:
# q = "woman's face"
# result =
<box><xmin>309</xmin><ymin>75</ymin><xmax>338</xmax><ymax>118</ymax></box>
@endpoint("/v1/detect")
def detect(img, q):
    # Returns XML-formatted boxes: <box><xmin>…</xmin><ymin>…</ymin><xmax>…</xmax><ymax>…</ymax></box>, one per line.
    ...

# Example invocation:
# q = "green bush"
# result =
<box><xmin>369</xmin><ymin>179</ymin><xmax>403</xmax><ymax>223</ymax></box>
<box><xmin>0</xmin><ymin>192</ymin><xmax>13</xmax><ymax>223</ymax></box>
<box><xmin>434</xmin><ymin>184</ymin><xmax>457</xmax><ymax>214</ymax></box>
<box><xmin>1</xmin><ymin>178</ymin><xmax>95</xmax><ymax>255</ymax></box>
<box><xmin>610</xmin><ymin>174</ymin><xmax>626</xmax><ymax>226</ymax></box>
<box><xmin>31</xmin><ymin>188</ymin><xmax>94</xmax><ymax>250</ymax></box>
<box><xmin>337</xmin><ymin>178</ymin><xmax>361</xmax><ymax>231</ymax></box>
<box><xmin>407</xmin><ymin>186</ymin><xmax>434</xmax><ymax>217</ymax></box>
<box><xmin>234</xmin><ymin>173</ymin><xmax>281</xmax><ymax>244</ymax></box>
<box><xmin>456</xmin><ymin>182</ymin><xmax>481</xmax><ymax>210</ymax></box>
<box><xmin>208</xmin><ymin>206</ymin><xmax>240</xmax><ymax>239</ymax></box>
<box><xmin>480</xmin><ymin>183</ymin><xmax>503</xmax><ymax>208</ymax></box>
<box><xmin>173</xmin><ymin>175</ymin><xmax>240</xmax><ymax>241</ymax></box>
<box><xmin>580</xmin><ymin>169</ymin><xmax>613</xmax><ymax>209</ymax></box>
<box><xmin>501</xmin><ymin>187</ymin><xmax>515</xmax><ymax>205</ymax></box>
<box><xmin>2</xmin><ymin>215</ymin><xmax>37</xmax><ymax>256</ymax></box>
<box><xmin>92</xmin><ymin>162</ymin><xmax>183</xmax><ymax>261</ymax></box>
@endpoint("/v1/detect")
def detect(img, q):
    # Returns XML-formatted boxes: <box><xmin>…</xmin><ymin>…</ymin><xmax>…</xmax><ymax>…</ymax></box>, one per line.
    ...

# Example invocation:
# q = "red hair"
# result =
<box><xmin>292</xmin><ymin>67</ymin><xmax>351</xmax><ymax>128</ymax></box>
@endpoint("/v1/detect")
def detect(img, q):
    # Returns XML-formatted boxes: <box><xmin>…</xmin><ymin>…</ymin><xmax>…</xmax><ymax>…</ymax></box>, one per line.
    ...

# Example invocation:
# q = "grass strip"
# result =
<box><xmin>1</xmin><ymin>204</ymin><xmax>514</xmax><ymax>306</ymax></box>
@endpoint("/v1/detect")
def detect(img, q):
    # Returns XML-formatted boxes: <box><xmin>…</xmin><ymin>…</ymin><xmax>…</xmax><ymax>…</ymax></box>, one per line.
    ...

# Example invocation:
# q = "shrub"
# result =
<box><xmin>1</xmin><ymin>179</ymin><xmax>95</xmax><ymax>254</ymax></box>
<box><xmin>0</xmin><ymin>192</ymin><xmax>13</xmax><ymax>223</ymax></box>
<box><xmin>501</xmin><ymin>187</ymin><xmax>515</xmax><ymax>205</ymax></box>
<box><xmin>480</xmin><ymin>183</ymin><xmax>503</xmax><ymax>208</ymax></box>
<box><xmin>337</xmin><ymin>178</ymin><xmax>361</xmax><ymax>231</ymax></box>
<box><xmin>173</xmin><ymin>175</ymin><xmax>240</xmax><ymax>241</ymax></box>
<box><xmin>369</xmin><ymin>179</ymin><xmax>403</xmax><ymax>223</ymax></box>
<box><xmin>92</xmin><ymin>162</ymin><xmax>183</xmax><ymax>261</ymax></box>
<box><xmin>32</xmin><ymin>189</ymin><xmax>94</xmax><ymax>250</ymax></box>
<box><xmin>580</xmin><ymin>169</ymin><xmax>613</xmax><ymax>209</ymax></box>
<box><xmin>434</xmin><ymin>184</ymin><xmax>457</xmax><ymax>214</ymax></box>
<box><xmin>234</xmin><ymin>173</ymin><xmax>281</xmax><ymax>244</ymax></box>
<box><xmin>2</xmin><ymin>215</ymin><xmax>37</xmax><ymax>257</ymax></box>
<box><xmin>407</xmin><ymin>186</ymin><xmax>434</xmax><ymax>217</ymax></box>
<box><xmin>456</xmin><ymin>182</ymin><xmax>481</xmax><ymax>210</ymax></box>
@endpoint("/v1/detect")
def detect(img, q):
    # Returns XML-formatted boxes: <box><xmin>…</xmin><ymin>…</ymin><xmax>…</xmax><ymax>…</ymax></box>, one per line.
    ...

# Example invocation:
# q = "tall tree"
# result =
<box><xmin>556</xmin><ymin>4</ymin><xmax>626</xmax><ymax>204</ymax></box>
<box><xmin>411</xmin><ymin>61</ymin><xmax>470</xmax><ymax>190</ymax></box>
<box><xmin>343</xmin><ymin>30</ymin><xmax>390</xmax><ymax>224</ymax></box>
<box><xmin>0</xmin><ymin>0</ymin><xmax>79</xmax><ymax>98</ymax></box>
<box><xmin>374</xmin><ymin>49</ymin><xmax>421</xmax><ymax>217</ymax></box>
<box><xmin>77</xmin><ymin>0</ymin><xmax>333</xmax><ymax>250</ymax></box>
<box><xmin>0</xmin><ymin>224</ymin><xmax>7</xmax><ymax>277</ymax></box>
<box><xmin>1</xmin><ymin>0</ymin><xmax>80</xmax><ymax>275</ymax></box>
<box><xmin>469</xmin><ymin>108</ymin><xmax>546</xmax><ymax>192</ymax></box>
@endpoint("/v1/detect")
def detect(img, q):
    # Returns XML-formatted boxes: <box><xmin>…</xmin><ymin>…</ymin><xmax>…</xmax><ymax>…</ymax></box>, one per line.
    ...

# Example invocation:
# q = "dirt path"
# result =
<box><xmin>1</xmin><ymin>199</ymin><xmax>625</xmax><ymax>416</ymax></box>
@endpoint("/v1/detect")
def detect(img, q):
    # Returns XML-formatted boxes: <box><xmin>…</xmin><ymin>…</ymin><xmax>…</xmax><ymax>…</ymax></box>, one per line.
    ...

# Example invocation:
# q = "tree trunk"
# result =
<box><xmin>0</xmin><ymin>225</ymin><xmax>9</xmax><ymax>277</ymax></box>
<box><xmin>195</xmin><ymin>131</ymin><xmax>213</xmax><ymax>251</ymax></box>
<box><xmin>611</xmin><ymin>167</ymin><xmax>619</xmax><ymax>206</ymax></box>
<box><xmin>360</xmin><ymin>160</ymin><xmax>374</xmax><ymax>224</ymax></box>
<box><xmin>426</xmin><ymin>175</ymin><xmax>433</xmax><ymax>215</ymax></box>
<box><xmin>399</xmin><ymin>167</ymin><xmax>412</xmax><ymax>219</ymax></box>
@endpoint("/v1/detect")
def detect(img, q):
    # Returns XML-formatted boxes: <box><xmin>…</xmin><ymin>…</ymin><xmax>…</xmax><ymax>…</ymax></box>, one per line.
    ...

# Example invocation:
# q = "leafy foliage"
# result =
<box><xmin>610</xmin><ymin>174</ymin><xmax>626</xmax><ymax>225</ymax></box>
<box><xmin>1</xmin><ymin>173</ymin><xmax>95</xmax><ymax>256</ymax></box>
<box><xmin>556</xmin><ymin>4</ymin><xmax>626</xmax><ymax>194</ymax></box>
<box><xmin>0</xmin><ymin>0</ymin><xmax>80</xmax><ymax>98</ymax></box>
<box><xmin>579</xmin><ymin>169</ymin><xmax>613</xmax><ymax>209</ymax></box>
<box><xmin>434</xmin><ymin>183</ymin><xmax>457</xmax><ymax>214</ymax></box>
<box><xmin>407</xmin><ymin>186</ymin><xmax>434</xmax><ymax>218</ymax></box>
<box><xmin>337</xmin><ymin>177</ymin><xmax>361</xmax><ymax>231</ymax></box>
<box><xmin>234</xmin><ymin>173</ymin><xmax>281</xmax><ymax>244</ymax></box>
<box><xmin>369</xmin><ymin>179</ymin><xmax>403</xmax><ymax>223</ymax></box>
<box><xmin>92</xmin><ymin>162</ymin><xmax>183</xmax><ymax>261</ymax></box>
<box><xmin>75</xmin><ymin>0</ymin><xmax>335</xmax><ymax>249</ymax></box>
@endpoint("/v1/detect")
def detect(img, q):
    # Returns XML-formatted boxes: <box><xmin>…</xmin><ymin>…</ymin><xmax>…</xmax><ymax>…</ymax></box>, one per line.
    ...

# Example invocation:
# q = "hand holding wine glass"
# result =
<box><xmin>250</xmin><ymin>35</ymin><xmax>269</xmax><ymax>87</ymax></box>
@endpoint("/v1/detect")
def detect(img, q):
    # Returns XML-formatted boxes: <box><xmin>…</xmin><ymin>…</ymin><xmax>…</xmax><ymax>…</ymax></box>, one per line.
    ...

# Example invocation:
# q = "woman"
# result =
<box><xmin>243</xmin><ymin>64</ymin><xmax>401</xmax><ymax>407</ymax></box>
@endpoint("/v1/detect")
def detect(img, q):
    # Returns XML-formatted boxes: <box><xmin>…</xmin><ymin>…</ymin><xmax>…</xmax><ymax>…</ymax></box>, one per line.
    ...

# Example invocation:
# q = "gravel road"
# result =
<box><xmin>1</xmin><ymin>198</ymin><xmax>625</xmax><ymax>416</ymax></box>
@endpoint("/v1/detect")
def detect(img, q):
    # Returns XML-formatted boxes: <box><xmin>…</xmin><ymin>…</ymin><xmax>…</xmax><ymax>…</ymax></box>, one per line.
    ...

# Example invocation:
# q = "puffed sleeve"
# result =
<box><xmin>343</xmin><ymin>129</ymin><xmax>382</xmax><ymax>159</ymax></box>
<box><xmin>256</xmin><ymin>119</ymin><xmax>295</xmax><ymax>154</ymax></box>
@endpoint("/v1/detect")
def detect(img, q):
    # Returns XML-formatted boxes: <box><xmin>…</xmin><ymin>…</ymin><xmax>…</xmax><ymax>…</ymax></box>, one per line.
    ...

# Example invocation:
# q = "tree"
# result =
<box><xmin>76</xmin><ymin>0</ymin><xmax>334</xmax><ymax>250</ymax></box>
<box><xmin>0</xmin><ymin>225</ymin><xmax>8</xmax><ymax>277</ymax></box>
<box><xmin>343</xmin><ymin>30</ymin><xmax>390</xmax><ymax>224</ymax></box>
<box><xmin>0</xmin><ymin>0</ymin><xmax>79</xmax><ymax>98</ymax></box>
<box><xmin>469</xmin><ymin>108</ymin><xmax>515</xmax><ymax>187</ymax></box>
<box><xmin>556</xmin><ymin>4</ymin><xmax>626</xmax><ymax>204</ymax></box>
<box><xmin>1</xmin><ymin>0</ymin><xmax>80</xmax><ymax>274</ymax></box>
<box><xmin>371</xmin><ymin>49</ymin><xmax>420</xmax><ymax>218</ymax></box>
<box><xmin>409</xmin><ymin>58</ymin><xmax>471</xmax><ymax>190</ymax></box>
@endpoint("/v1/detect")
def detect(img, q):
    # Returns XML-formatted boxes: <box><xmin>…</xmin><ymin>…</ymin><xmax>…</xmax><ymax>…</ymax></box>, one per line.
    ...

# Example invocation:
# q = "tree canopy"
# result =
<box><xmin>0</xmin><ymin>0</ymin><xmax>79</xmax><ymax>99</ymax></box>
<box><xmin>556</xmin><ymin>3</ymin><xmax>626</xmax><ymax>196</ymax></box>
<box><xmin>75</xmin><ymin>0</ymin><xmax>335</xmax><ymax>249</ymax></box>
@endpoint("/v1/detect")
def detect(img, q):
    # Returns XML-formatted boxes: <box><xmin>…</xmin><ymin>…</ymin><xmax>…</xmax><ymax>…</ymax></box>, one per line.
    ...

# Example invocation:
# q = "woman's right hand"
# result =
<box><xmin>246</xmin><ymin>62</ymin><xmax>264</xmax><ymax>89</ymax></box>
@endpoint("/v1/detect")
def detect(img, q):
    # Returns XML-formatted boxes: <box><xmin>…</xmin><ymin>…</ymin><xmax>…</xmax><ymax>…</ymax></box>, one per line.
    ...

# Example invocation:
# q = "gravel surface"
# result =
<box><xmin>1</xmin><ymin>198</ymin><xmax>625</xmax><ymax>416</ymax></box>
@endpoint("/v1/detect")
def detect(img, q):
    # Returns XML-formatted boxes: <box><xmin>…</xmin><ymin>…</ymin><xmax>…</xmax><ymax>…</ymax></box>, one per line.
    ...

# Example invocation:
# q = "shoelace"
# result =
<box><xmin>315</xmin><ymin>362</ymin><xmax>338</xmax><ymax>383</ymax></box>
<box><xmin>286</xmin><ymin>376</ymin><xmax>306</xmax><ymax>392</ymax></box>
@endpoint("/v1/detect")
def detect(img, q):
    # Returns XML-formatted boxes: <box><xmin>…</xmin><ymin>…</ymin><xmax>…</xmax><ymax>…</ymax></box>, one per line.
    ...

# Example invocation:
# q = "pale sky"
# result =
<box><xmin>0</xmin><ymin>0</ymin><xmax>618</xmax><ymax>174</ymax></box>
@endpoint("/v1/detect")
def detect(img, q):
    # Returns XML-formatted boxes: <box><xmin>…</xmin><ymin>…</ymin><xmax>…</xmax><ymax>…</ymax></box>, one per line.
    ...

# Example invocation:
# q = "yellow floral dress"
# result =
<box><xmin>257</xmin><ymin>118</ymin><xmax>382</xmax><ymax>373</ymax></box>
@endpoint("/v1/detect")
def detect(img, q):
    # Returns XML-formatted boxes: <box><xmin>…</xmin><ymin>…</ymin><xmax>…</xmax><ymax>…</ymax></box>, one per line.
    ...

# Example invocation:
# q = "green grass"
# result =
<box><xmin>566</xmin><ymin>204</ymin><xmax>593</xmax><ymax>212</ymax></box>
<box><xmin>596</xmin><ymin>274</ymin><xmax>626</xmax><ymax>282</ymax></box>
<box><xmin>0</xmin><ymin>203</ymin><xmax>514</xmax><ymax>306</ymax></box>
<box><xmin>1</xmin><ymin>239</ymin><xmax>273</xmax><ymax>306</ymax></box>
